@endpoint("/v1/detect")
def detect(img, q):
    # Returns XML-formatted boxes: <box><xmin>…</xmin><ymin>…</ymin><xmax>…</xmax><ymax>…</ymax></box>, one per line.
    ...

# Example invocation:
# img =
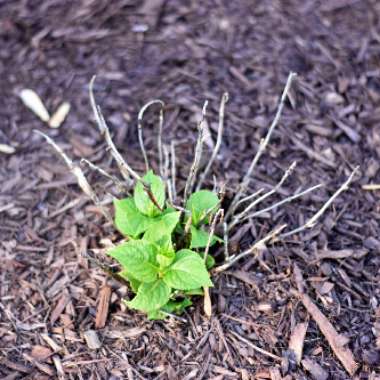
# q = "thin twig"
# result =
<box><xmin>227</xmin><ymin>72</ymin><xmax>297</xmax><ymax>217</ymax></box>
<box><xmin>229</xmin><ymin>161</ymin><xmax>297</xmax><ymax>229</ymax></box>
<box><xmin>34</xmin><ymin>130</ymin><xmax>113</xmax><ymax>224</ymax></box>
<box><xmin>240</xmin><ymin>183</ymin><xmax>323</xmax><ymax>222</ymax></box>
<box><xmin>137</xmin><ymin>99</ymin><xmax>165</xmax><ymax>173</ymax></box>
<box><xmin>280</xmin><ymin>166</ymin><xmax>359</xmax><ymax>238</ymax></box>
<box><xmin>223</xmin><ymin>222</ymin><xmax>229</xmax><ymax>261</ymax></box>
<box><xmin>229</xmin><ymin>331</ymin><xmax>282</xmax><ymax>362</ymax></box>
<box><xmin>80</xmin><ymin>158</ymin><xmax>127</xmax><ymax>193</ymax></box>
<box><xmin>89</xmin><ymin>76</ymin><xmax>140</xmax><ymax>183</ymax></box>
<box><xmin>183</xmin><ymin>101</ymin><xmax>208</xmax><ymax>205</ymax></box>
<box><xmin>204</xmin><ymin>209</ymin><xmax>224</xmax><ymax>263</ymax></box>
<box><xmin>232</xmin><ymin>188</ymin><xmax>265</xmax><ymax>212</ymax></box>
<box><xmin>214</xmin><ymin>224</ymin><xmax>286</xmax><ymax>273</ymax></box>
<box><xmin>197</xmin><ymin>93</ymin><xmax>229</xmax><ymax>190</ymax></box>
<box><xmin>170</xmin><ymin>141</ymin><xmax>177</xmax><ymax>202</ymax></box>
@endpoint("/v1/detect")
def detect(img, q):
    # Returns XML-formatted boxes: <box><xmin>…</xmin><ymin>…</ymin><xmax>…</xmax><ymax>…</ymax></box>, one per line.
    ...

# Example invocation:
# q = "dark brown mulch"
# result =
<box><xmin>1</xmin><ymin>1</ymin><xmax>380</xmax><ymax>379</ymax></box>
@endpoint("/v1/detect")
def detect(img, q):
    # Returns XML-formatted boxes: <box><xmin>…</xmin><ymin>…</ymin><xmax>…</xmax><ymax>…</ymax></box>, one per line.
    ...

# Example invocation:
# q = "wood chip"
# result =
<box><xmin>316</xmin><ymin>248</ymin><xmax>368</xmax><ymax>260</ymax></box>
<box><xmin>362</xmin><ymin>183</ymin><xmax>380</xmax><ymax>191</ymax></box>
<box><xmin>0</xmin><ymin>143</ymin><xmax>16</xmax><ymax>154</ymax></box>
<box><xmin>95</xmin><ymin>285</ymin><xmax>111</xmax><ymax>329</ymax></box>
<box><xmin>49</xmin><ymin>102</ymin><xmax>71</xmax><ymax>128</ymax></box>
<box><xmin>50</xmin><ymin>292</ymin><xmax>70</xmax><ymax>325</ymax></box>
<box><xmin>19</xmin><ymin>89</ymin><xmax>50</xmax><ymax>122</ymax></box>
<box><xmin>297</xmin><ymin>292</ymin><xmax>357</xmax><ymax>375</ymax></box>
<box><xmin>301</xmin><ymin>358</ymin><xmax>328</xmax><ymax>380</ymax></box>
<box><xmin>31</xmin><ymin>345</ymin><xmax>53</xmax><ymax>361</ymax></box>
<box><xmin>203</xmin><ymin>286</ymin><xmax>212</xmax><ymax>318</ymax></box>
<box><xmin>269</xmin><ymin>367</ymin><xmax>282</xmax><ymax>380</ymax></box>
<box><xmin>288</xmin><ymin>321</ymin><xmax>309</xmax><ymax>364</ymax></box>
<box><xmin>83</xmin><ymin>330</ymin><xmax>102</xmax><ymax>349</ymax></box>
<box><xmin>107</xmin><ymin>327</ymin><xmax>146</xmax><ymax>339</ymax></box>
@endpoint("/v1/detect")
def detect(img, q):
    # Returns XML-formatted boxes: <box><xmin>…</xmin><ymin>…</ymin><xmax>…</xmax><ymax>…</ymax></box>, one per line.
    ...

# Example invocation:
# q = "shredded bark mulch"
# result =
<box><xmin>1</xmin><ymin>1</ymin><xmax>380</xmax><ymax>379</ymax></box>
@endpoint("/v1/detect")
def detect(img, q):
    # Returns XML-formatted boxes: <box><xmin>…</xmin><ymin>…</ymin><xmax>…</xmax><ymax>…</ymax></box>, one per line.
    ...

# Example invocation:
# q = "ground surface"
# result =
<box><xmin>1</xmin><ymin>1</ymin><xmax>380</xmax><ymax>379</ymax></box>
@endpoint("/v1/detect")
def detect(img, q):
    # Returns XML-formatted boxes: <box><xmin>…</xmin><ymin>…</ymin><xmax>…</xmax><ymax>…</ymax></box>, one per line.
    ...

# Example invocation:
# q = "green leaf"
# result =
<box><xmin>134</xmin><ymin>170</ymin><xmax>165</xmax><ymax>217</ymax></box>
<box><xmin>163</xmin><ymin>298</ymin><xmax>192</xmax><ymax>314</ymax></box>
<box><xmin>113</xmin><ymin>197</ymin><xmax>153</xmax><ymax>238</ymax></box>
<box><xmin>185</xmin><ymin>190</ymin><xmax>219</xmax><ymax>226</ymax></box>
<box><xmin>108</xmin><ymin>240</ymin><xmax>159</xmax><ymax>283</ymax></box>
<box><xmin>119</xmin><ymin>270</ymin><xmax>140</xmax><ymax>292</ymax></box>
<box><xmin>190</xmin><ymin>225</ymin><xmax>222</xmax><ymax>249</ymax></box>
<box><xmin>185</xmin><ymin>288</ymin><xmax>204</xmax><ymax>295</ymax></box>
<box><xmin>143</xmin><ymin>211</ymin><xmax>180</xmax><ymax>244</ymax></box>
<box><xmin>127</xmin><ymin>279</ymin><xmax>171</xmax><ymax>312</ymax></box>
<box><xmin>157</xmin><ymin>250</ymin><xmax>175</xmax><ymax>268</ymax></box>
<box><xmin>163</xmin><ymin>249</ymin><xmax>213</xmax><ymax>290</ymax></box>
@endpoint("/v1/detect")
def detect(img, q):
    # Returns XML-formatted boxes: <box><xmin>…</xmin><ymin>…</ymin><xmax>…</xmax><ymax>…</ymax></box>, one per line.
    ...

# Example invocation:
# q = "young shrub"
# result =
<box><xmin>109</xmin><ymin>170</ymin><xmax>220</xmax><ymax>319</ymax></box>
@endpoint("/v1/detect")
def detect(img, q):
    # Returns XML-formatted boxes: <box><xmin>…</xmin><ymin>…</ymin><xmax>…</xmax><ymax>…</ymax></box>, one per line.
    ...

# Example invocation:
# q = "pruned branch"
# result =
<box><xmin>183</xmin><ymin>101</ymin><xmax>208</xmax><ymax>205</ymax></box>
<box><xmin>280</xmin><ymin>166</ymin><xmax>359</xmax><ymax>238</ymax></box>
<box><xmin>197</xmin><ymin>92</ymin><xmax>229</xmax><ymax>190</ymax></box>
<box><xmin>214</xmin><ymin>224</ymin><xmax>287</xmax><ymax>273</ymax></box>
<box><xmin>89</xmin><ymin>76</ymin><xmax>140</xmax><ymax>184</ymax></box>
<box><xmin>228</xmin><ymin>72</ymin><xmax>297</xmax><ymax>214</ymax></box>
<box><xmin>137</xmin><ymin>99</ymin><xmax>165</xmax><ymax>174</ymax></box>
<box><xmin>35</xmin><ymin>130</ymin><xmax>113</xmax><ymax>224</ymax></box>
<box><xmin>228</xmin><ymin>161</ymin><xmax>297</xmax><ymax>228</ymax></box>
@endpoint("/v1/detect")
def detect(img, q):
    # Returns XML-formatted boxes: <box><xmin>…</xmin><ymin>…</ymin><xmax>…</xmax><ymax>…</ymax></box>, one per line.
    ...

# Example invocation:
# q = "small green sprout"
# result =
<box><xmin>109</xmin><ymin>170</ymin><xmax>222</xmax><ymax>319</ymax></box>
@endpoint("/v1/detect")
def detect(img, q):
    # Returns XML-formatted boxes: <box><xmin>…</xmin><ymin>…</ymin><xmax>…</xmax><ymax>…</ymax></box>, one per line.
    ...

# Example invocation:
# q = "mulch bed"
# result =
<box><xmin>1</xmin><ymin>1</ymin><xmax>380</xmax><ymax>379</ymax></box>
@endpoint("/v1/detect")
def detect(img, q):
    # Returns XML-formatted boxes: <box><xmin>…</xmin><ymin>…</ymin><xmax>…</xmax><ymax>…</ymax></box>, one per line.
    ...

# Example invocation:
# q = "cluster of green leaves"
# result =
<box><xmin>108</xmin><ymin>170</ymin><xmax>221</xmax><ymax>319</ymax></box>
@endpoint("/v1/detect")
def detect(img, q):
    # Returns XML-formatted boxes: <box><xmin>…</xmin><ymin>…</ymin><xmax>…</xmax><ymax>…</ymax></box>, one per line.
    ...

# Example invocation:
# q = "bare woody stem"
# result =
<box><xmin>204</xmin><ymin>209</ymin><xmax>224</xmax><ymax>264</ymax></box>
<box><xmin>228</xmin><ymin>161</ymin><xmax>297</xmax><ymax>229</ymax></box>
<box><xmin>227</xmin><ymin>72</ymin><xmax>297</xmax><ymax>219</ymax></box>
<box><xmin>80</xmin><ymin>158</ymin><xmax>128</xmax><ymax>193</ymax></box>
<box><xmin>197</xmin><ymin>92</ymin><xmax>229</xmax><ymax>190</ymax></box>
<box><xmin>213</xmin><ymin>224</ymin><xmax>287</xmax><ymax>273</ymax></box>
<box><xmin>34</xmin><ymin>130</ymin><xmax>113</xmax><ymax>225</ymax></box>
<box><xmin>137</xmin><ymin>99</ymin><xmax>165</xmax><ymax>174</ymax></box>
<box><xmin>183</xmin><ymin>101</ymin><xmax>208</xmax><ymax>205</ymax></box>
<box><xmin>280</xmin><ymin>166</ymin><xmax>359</xmax><ymax>238</ymax></box>
<box><xmin>89</xmin><ymin>76</ymin><xmax>140</xmax><ymax>183</ymax></box>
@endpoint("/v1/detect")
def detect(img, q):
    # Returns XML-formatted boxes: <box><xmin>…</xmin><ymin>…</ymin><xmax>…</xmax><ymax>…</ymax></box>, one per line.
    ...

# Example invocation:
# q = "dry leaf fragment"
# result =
<box><xmin>49</xmin><ymin>102</ymin><xmax>71</xmax><ymax>128</ymax></box>
<box><xmin>301</xmin><ymin>358</ymin><xmax>328</xmax><ymax>380</ymax></box>
<box><xmin>0</xmin><ymin>143</ymin><xmax>15</xmax><ymax>154</ymax></box>
<box><xmin>19</xmin><ymin>89</ymin><xmax>50</xmax><ymax>122</ymax></box>
<box><xmin>31</xmin><ymin>345</ymin><xmax>53</xmax><ymax>361</ymax></box>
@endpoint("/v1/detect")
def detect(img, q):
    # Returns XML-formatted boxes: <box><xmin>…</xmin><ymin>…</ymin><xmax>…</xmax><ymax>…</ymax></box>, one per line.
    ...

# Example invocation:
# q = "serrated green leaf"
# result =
<box><xmin>143</xmin><ymin>211</ymin><xmax>180</xmax><ymax>244</ymax></box>
<box><xmin>163</xmin><ymin>249</ymin><xmax>213</xmax><ymax>290</ymax></box>
<box><xmin>108</xmin><ymin>240</ymin><xmax>159</xmax><ymax>283</ymax></box>
<box><xmin>134</xmin><ymin>170</ymin><xmax>165</xmax><ymax>217</ymax></box>
<box><xmin>186</xmin><ymin>190</ymin><xmax>219</xmax><ymax>226</ymax></box>
<box><xmin>119</xmin><ymin>270</ymin><xmax>140</xmax><ymax>292</ymax></box>
<box><xmin>190</xmin><ymin>225</ymin><xmax>222</xmax><ymax>249</ymax></box>
<box><xmin>113</xmin><ymin>197</ymin><xmax>153</xmax><ymax>238</ymax></box>
<box><xmin>127</xmin><ymin>279</ymin><xmax>171</xmax><ymax>312</ymax></box>
<box><xmin>157</xmin><ymin>250</ymin><xmax>175</xmax><ymax>268</ymax></box>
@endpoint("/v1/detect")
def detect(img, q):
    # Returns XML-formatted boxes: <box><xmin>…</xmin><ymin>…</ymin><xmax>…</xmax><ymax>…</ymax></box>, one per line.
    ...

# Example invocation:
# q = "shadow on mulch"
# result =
<box><xmin>0</xmin><ymin>1</ymin><xmax>380</xmax><ymax>379</ymax></box>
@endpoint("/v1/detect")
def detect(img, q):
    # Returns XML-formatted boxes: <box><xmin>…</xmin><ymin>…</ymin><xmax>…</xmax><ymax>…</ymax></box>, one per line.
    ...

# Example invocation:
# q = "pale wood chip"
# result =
<box><xmin>40</xmin><ymin>333</ymin><xmax>63</xmax><ymax>352</ymax></box>
<box><xmin>19</xmin><ymin>89</ymin><xmax>50</xmax><ymax>122</ymax></box>
<box><xmin>0</xmin><ymin>144</ymin><xmax>15</xmax><ymax>154</ymax></box>
<box><xmin>297</xmin><ymin>292</ymin><xmax>357</xmax><ymax>375</ymax></box>
<box><xmin>83</xmin><ymin>329</ymin><xmax>102</xmax><ymax>349</ymax></box>
<box><xmin>301</xmin><ymin>358</ymin><xmax>328</xmax><ymax>380</ymax></box>
<box><xmin>49</xmin><ymin>102</ymin><xmax>70</xmax><ymax>128</ymax></box>
<box><xmin>203</xmin><ymin>286</ymin><xmax>212</xmax><ymax>318</ymax></box>
<box><xmin>50</xmin><ymin>292</ymin><xmax>70</xmax><ymax>325</ymax></box>
<box><xmin>269</xmin><ymin>367</ymin><xmax>282</xmax><ymax>380</ymax></box>
<box><xmin>316</xmin><ymin>248</ymin><xmax>368</xmax><ymax>260</ymax></box>
<box><xmin>52</xmin><ymin>355</ymin><xmax>65</xmax><ymax>379</ymax></box>
<box><xmin>288</xmin><ymin>321</ymin><xmax>309</xmax><ymax>364</ymax></box>
<box><xmin>107</xmin><ymin>327</ymin><xmax>146</xmax><ymax>339</ymax></box>
<box><xmin>95</xmin><ymin>285</ymin><xmax>111</xmax><ymax>329</ymax></box>
<box><xmin>31</xmin><ymin>345</ymin><xmax>53</xmax><ymax>361</ymax></box>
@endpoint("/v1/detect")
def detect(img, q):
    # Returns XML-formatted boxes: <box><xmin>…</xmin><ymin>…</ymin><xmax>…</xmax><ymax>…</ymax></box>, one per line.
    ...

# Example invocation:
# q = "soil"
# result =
<box><xmin>1</xmin><ymin>1</ymin><xmax>380</xmax><ymax>379</ymax></box>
